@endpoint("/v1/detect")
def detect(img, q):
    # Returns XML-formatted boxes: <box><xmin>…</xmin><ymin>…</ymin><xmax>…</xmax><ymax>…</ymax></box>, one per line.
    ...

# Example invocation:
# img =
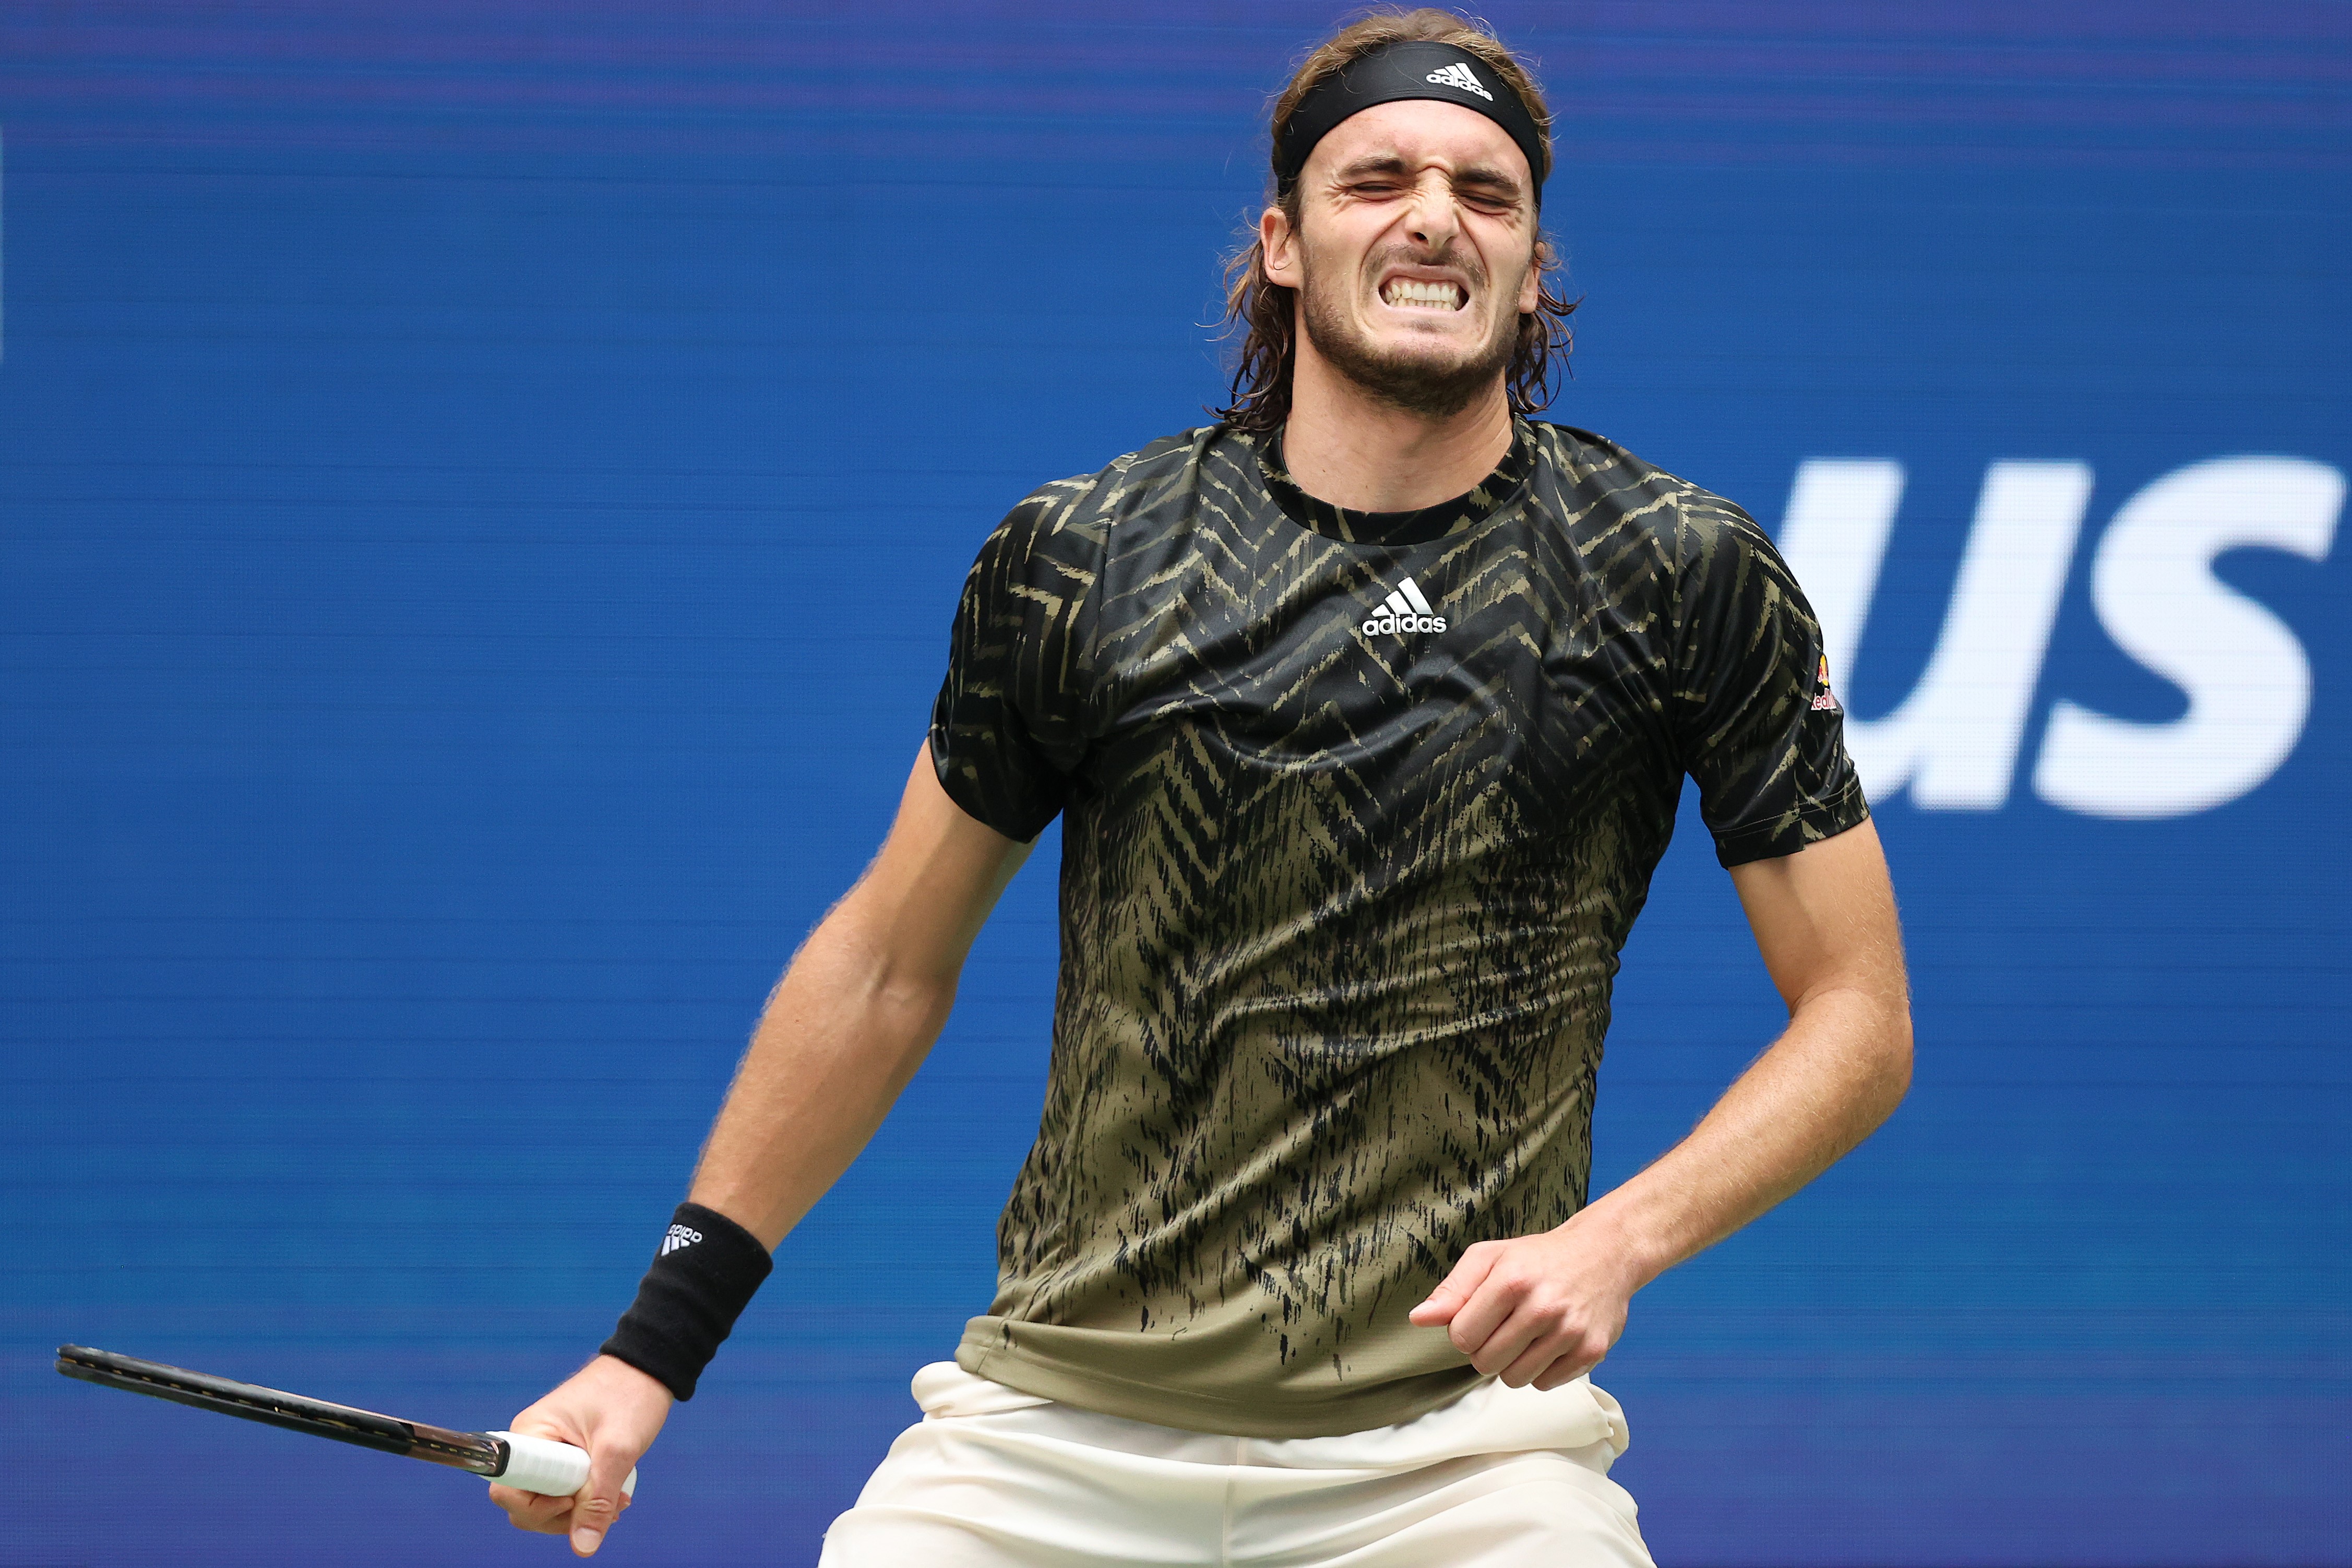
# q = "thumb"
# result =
<box><xmin>568</xmin><ymin>1441</ymin><xmax>637</xmax><ymax>1558</ymax></box>
<box><xmin>1409</xmin><ymin>1246</ymin><xmax>1498</xmax><ymax>1326</ymax></box>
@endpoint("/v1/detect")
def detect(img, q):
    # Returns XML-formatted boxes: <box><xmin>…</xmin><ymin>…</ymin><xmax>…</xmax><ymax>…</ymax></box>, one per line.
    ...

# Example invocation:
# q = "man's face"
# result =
<box><xmin>1263</xmin><ymin>97</ymin><xmax>1543</xmax><ymax>418</ymax></box>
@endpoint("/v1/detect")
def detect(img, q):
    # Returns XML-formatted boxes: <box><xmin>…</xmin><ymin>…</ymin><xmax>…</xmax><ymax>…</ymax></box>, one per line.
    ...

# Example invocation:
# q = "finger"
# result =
<box><xmin>514</xmin><ymin>1504</ymin><xmax>575</xmax><ymax>1537</ymax></box>
<box><xmin>1467</xmin><ymin>1297</ymin><xmax>1555</xmax><ymax>1378</ymax></box>
<box><xmin>1498</xmin><ymin>1319</ymin><xmax>1592</xmax><ymax>1387</ymax></box>
<box><xmin>1442</xmin><ymin>1266</ymin><xmax>1529</xmax><ymax>1359</ymax></box>
<box><xmin>490</xmin><ymin>1483</ymin><xmax>572</xmax><ymax>1535</ymax></box>
<box><xmin>488</xmin><ymin>1481</ymin><xmax>559</xmax><ymax>1519</ymax></box>
<box><xmin>502</xmin><ymin>1408</ymin><xmax>594</xmax><ymax>1537</ymax></box>
<box><xmin>569</xmin><ymin>1442</ymin><xmax>640</xmax><ymax>1558</ymax></box>
<box><xmin>1410</xmin><ymin>1243</ymin><xmax>1501</xmax><ymax>1326</ymax></box>
<box><xmin>1532</xmin><ymin>1358</ymin><xmax>1590</xmax><ymax>1392</ymax></box>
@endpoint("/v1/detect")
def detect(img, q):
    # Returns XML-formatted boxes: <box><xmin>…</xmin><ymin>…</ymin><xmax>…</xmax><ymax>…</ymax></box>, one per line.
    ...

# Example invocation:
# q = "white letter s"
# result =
<box><xmin>2034</xmin><ymin>457</ymin><xmax>2342</xmax><ymax>818</ymax></box>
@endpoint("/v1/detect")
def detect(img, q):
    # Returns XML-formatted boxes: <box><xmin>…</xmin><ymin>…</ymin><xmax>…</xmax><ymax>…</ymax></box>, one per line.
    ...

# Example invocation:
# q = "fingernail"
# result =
<box><xmin>572</xmin><ymin>1527</ymin><xmax>601</xmax><ymax>1557</ymax></box>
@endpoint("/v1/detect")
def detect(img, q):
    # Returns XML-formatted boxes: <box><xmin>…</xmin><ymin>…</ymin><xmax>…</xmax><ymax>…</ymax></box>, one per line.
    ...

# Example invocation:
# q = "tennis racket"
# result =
<box><xmin>56</xmin><ymin>1344</ymin><xmax>637</xmax><ymax>1499</ymax></box>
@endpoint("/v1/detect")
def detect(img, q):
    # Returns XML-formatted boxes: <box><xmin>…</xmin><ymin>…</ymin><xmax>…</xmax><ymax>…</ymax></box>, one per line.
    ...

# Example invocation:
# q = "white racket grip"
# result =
<box><xmin>486</xmin><ymin>1431</ymin><xmax>639</xmax><ymax>1500</ymax></box>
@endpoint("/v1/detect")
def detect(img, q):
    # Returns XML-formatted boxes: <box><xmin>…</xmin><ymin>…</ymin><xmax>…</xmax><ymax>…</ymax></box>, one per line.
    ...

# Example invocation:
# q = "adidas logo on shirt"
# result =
<box><xmin>1425</xmin><ymin>62</ymin><xmax>1494</xmax><ymax>102</ymax></box>
<box><xmin>1362</xmin><ymin>576</ymin><xmax>1448</xmax><ymax>636</ymax></box>
<box><xmin>660</xmin><ymin>1223</ymin><xmax>704</xmax><ymax>1256</ymax></box>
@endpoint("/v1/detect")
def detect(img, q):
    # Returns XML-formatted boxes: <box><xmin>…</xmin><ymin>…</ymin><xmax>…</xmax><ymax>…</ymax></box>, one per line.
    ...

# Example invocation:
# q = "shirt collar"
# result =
<box><xmin>1253</xmin><ymin>421</ymin><xmax>1535</xmax><ymax>547</ymax></box>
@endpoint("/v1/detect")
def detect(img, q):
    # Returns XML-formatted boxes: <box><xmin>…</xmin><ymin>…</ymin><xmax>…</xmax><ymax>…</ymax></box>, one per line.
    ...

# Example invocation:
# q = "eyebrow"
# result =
<box><xmin>1330</xmin><ymin>154</ymin><xmax>1524</xmax><ymax>201</ymax></box>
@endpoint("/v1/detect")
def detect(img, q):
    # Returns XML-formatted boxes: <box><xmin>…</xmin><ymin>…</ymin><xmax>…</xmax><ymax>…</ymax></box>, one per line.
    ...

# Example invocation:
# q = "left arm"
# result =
<box><xmin>1408</xmin><ymin>818</ymin><xmax>1913</xmax><ymax>1388</ymax></box>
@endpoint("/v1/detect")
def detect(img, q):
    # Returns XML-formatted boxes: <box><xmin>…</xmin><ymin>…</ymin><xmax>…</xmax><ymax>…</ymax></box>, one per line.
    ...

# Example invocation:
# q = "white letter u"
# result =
<box><xmin>1776</xmin><ymin>458</ymin><xmax>2093</xmax><ymax>811</ymax></box>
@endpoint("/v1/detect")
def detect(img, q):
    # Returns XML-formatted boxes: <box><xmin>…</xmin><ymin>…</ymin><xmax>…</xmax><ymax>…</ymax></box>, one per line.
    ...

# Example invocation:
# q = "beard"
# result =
<box><xmin>1297</xmin><ymin>240</ymin><xmax>1523</xmax><ymax>420</ymax></box>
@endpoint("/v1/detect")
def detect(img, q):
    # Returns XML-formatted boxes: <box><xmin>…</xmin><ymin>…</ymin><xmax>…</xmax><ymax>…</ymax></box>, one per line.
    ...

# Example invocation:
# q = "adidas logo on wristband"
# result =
<box><xmin>605</xmin><ymin>1202</ymin><xmax>775</xmax><ymax>1403</ymax></box>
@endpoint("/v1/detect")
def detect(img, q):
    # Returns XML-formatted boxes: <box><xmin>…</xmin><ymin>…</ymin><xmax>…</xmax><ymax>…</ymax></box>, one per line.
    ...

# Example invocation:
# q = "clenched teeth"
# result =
<box><xmin>1382</xmin><ymin>279</ymin><xmax>1464</xmax><ymax>310</ymax></box>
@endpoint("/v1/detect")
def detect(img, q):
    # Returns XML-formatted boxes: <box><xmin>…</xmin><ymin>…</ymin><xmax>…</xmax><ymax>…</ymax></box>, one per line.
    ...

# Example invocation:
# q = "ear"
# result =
<box><xmin>1260</xmin><ymin>204</ymin><xmax>1302</xmax><ymax>291</ymax></box>
<box><xmin>1518</xmin><ymin>236</ymin><xmax>1547</xmax><ymax>317</ymax></box>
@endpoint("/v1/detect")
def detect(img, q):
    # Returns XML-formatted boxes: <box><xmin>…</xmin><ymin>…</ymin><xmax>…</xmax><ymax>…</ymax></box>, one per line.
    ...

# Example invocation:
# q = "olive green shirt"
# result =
<box><xmin>929</xmin><ymin>421</ymin><xmax>1866</xmax><ymax>1437</ymax></box>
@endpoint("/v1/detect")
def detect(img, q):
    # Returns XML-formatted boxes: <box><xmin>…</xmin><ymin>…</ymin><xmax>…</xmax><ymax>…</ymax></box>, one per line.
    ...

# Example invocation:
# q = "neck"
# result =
<box><xmin>1276</xmin><ymin>336</ymin><xmax>1515</xmax><ymax>513</ymax></box>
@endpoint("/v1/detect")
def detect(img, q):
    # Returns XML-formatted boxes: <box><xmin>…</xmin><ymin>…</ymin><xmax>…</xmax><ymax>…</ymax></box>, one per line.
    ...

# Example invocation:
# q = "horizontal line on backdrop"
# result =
<box><xmin>0</xmin><ymin>459</ymin><xmax>1050</xmax><ymax>478</ymax></box>
<box><xmin>5</xmin><ymin>957</ymin><xmax>2340</xmax><ymax>977</ymax></box>
<box><xmin>0</xmin><ymin>627</ymin><xmax>936</xmax><ymax>642</ymax></box>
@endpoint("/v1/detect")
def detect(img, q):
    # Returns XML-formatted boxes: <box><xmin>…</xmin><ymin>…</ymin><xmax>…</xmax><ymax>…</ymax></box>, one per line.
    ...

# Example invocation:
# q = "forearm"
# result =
<box><xmin>517</xmin><ymin>933</ymin><xmax>944</xmax><ymax>1555</ymax></box>
<box><xmin>1576</xmin><ymin>980</ymin><xmax>1912</xmax><ymax>1287</ymax></box>
<box><xmin>685</xmin><ymin>890</ymin><xmax>958</xmax><ymax>1249</ymax></box>
<box><xmin>515</xmin><ymin>931</ymin><xmax>941</xmax><ymax>1548</ymax></box>
<box><xmin>506</xmin><ymin>756</ymin><xmax>1019</xmax><ymax>1551</ymax></box>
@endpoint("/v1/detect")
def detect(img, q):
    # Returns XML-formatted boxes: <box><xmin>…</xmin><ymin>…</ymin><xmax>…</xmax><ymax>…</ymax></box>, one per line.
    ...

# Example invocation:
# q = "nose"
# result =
<box><xmin>1401</xmin><ymin>171</ymin><xmax>1461</xmax><ymax>252</ymax></box>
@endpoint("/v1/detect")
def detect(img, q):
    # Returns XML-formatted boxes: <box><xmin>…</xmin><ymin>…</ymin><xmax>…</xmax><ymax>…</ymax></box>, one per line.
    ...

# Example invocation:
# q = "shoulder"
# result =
<box><xmin>1526</xmin><ymin>422</ymin><xmax>1775</xmax><ymax>569</ymax></box>
<box><xmin>1525</xmin><ymin>424</ymin><xmax>1805</xmax><ymax>641</ymax></box>
<box><xmin>961</xmin><ymin>427</ymin><xmax>1231</xmax><ymax>635</ymax></box>
<box><xmin>1017</xmin><ymin>426</ymin><xmax>1225</xmax><ymax>524</ymax></box>
<box><xmin>984</xmin><ymin>426</ymin><xmax>1224</xmax><ymax>561</ymax></box>
<box><xmin>980</xmin><ymin>426</ymin><xmax>1250</xmax><ymax>610</ymax></box>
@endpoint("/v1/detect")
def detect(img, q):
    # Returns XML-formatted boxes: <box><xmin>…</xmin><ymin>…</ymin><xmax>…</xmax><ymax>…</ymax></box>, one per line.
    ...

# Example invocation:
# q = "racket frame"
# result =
<box><xmin>56</xmin><ymin>1344</ymin><xmax>511</xmax><ymax>1477</ymax></box>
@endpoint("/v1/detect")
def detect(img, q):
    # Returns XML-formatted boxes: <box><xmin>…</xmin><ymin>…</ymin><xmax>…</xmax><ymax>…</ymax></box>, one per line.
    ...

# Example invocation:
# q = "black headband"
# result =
<box><xmin>1275</xmin><ymin>40</ymin><xmax>1548</xmax><ymax>210</ymax></box>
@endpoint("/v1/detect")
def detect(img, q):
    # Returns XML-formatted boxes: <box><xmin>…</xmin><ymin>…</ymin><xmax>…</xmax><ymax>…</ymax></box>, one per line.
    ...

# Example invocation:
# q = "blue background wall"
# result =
<box><xmin>3</xmin><ymin>4</ymin><xmax>2345</xmax><ymax>1563</ymax></box>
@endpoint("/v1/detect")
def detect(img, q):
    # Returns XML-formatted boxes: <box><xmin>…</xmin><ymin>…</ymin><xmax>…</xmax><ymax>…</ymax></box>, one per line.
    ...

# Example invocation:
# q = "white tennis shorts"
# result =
<box><xmin>817</xmin><ymin>1361</ymin><xmax>1656</xmax><ymax>1567</ymax></box>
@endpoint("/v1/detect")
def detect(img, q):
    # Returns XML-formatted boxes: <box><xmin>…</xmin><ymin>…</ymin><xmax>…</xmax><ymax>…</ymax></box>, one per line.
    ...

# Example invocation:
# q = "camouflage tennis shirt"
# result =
<box><xmin>928</xmin><ymin>419</ymin><xmax>1867</xmax><ymax>1437</ymax></box>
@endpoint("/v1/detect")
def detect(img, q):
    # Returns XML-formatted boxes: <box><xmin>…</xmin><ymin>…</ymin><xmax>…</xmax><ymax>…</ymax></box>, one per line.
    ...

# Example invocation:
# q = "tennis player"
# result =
<box><xmin>489</xmin><ymin>9</ymin><xmax>1912</xmax><ymax>1563</ymax></box>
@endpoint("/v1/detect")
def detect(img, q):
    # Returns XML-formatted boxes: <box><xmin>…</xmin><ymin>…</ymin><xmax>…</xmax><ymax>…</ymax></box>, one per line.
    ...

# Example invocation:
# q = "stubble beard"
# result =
<box><xmin>1297</xmin><ymin>241</ymin><xmax>1524</xmax><ymax>421</ymax></box>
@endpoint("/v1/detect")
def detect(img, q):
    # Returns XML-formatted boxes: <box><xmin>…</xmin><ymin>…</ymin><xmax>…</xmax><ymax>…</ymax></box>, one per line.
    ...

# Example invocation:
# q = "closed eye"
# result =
<box><xmin>1454</xmin><ymin>182</ymin><xmax>1522</xmax><ymax>214</ymax></box>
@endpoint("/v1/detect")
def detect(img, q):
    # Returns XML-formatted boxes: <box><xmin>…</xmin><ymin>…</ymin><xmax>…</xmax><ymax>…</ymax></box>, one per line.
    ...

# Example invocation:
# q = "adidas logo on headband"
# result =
<box><xmin>1425</xmin><ymin>62</ymin><xmax>1493</xmax><ymax>101</ymax></box>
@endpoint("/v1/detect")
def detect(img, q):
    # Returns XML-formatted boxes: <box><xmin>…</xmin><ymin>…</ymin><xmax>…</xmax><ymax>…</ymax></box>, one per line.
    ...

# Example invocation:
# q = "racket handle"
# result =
<box><xmin>486</xmin><ymin>1431</ymin><xmax>639</xmax><ymax>1500</ymax></box>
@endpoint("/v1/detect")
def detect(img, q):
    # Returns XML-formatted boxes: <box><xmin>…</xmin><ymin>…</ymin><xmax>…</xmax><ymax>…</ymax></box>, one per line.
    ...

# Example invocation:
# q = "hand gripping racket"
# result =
<box><xmin>56</xmin><ymin>1345</ymin><xmax>638</xmax><ymax>1499</ymax></box>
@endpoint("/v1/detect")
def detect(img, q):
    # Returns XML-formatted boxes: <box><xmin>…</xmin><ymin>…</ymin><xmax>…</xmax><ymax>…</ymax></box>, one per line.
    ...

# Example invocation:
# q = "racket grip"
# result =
<box><xmin>486</xmin><ymin>1431</ymin><xmax>639</xmax><ymax>1500</ymax></box>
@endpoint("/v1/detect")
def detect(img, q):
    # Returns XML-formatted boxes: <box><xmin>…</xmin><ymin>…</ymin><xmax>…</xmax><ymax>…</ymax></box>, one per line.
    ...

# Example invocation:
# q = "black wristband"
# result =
<box><xmin>600</xmin><ymin>1202</ymin><xmax>773</xmax><ymax>1402</ymax></box>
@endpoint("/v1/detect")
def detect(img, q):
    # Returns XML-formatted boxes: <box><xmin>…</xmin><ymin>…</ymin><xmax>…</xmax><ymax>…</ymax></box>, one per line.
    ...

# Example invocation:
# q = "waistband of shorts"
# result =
<box><xmin>906</xmin><ymin>1359</ymin><xmax>1628</xmax><ymax>1469</ymax></box>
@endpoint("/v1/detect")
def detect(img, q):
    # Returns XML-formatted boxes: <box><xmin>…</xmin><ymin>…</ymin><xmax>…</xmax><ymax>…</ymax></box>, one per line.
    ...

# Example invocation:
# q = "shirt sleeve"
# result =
<box><xmin>1670</xmin><ymin>493</ymin><xmax>1870</xmax><ymax>867</ymax></box>
<box><xmin>928</xmin><ymin>492</ymin><xmax>1098</xmax><ymax>842</ymax></box>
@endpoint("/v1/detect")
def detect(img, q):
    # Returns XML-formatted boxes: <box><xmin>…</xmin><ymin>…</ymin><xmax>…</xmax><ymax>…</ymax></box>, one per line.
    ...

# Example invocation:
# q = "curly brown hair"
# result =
<box><xmin>1215</xmin><ymin>8</ymin><xmax>1577</xmax><ymax>433</ymax></box>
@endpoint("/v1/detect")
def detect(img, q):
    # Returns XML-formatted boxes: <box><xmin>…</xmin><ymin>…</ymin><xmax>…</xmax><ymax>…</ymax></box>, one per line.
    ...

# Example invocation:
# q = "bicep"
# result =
<box><xmin>839</xmin><ymin>743</ymin><xmax>1034</xmax><ymax>988</ymax></box>
<box><xmin>1726</xmin><ymin>819</ymin><xmax>1907</xmax><ymax>1016</ymax></box>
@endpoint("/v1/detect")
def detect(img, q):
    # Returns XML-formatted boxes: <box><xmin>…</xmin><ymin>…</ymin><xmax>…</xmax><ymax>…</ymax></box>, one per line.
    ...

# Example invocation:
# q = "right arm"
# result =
<box><xmin>689</xmin><ymin>746</ymin><xmax>1033</xmax><ymax>1245</ymax></box>
<box><xmin>490</xmin><ymin>745</ymin><xmax>1031</xmax><ymax>1557</ymax></box>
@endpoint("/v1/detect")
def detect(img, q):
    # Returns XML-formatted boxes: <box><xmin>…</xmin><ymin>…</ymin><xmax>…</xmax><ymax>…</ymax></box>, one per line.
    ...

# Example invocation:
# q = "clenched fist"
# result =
<box><xmin>1408</xmin><ymin>1212</ymin><xmax>1646</xmax><ymax>1390</ymax></box>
